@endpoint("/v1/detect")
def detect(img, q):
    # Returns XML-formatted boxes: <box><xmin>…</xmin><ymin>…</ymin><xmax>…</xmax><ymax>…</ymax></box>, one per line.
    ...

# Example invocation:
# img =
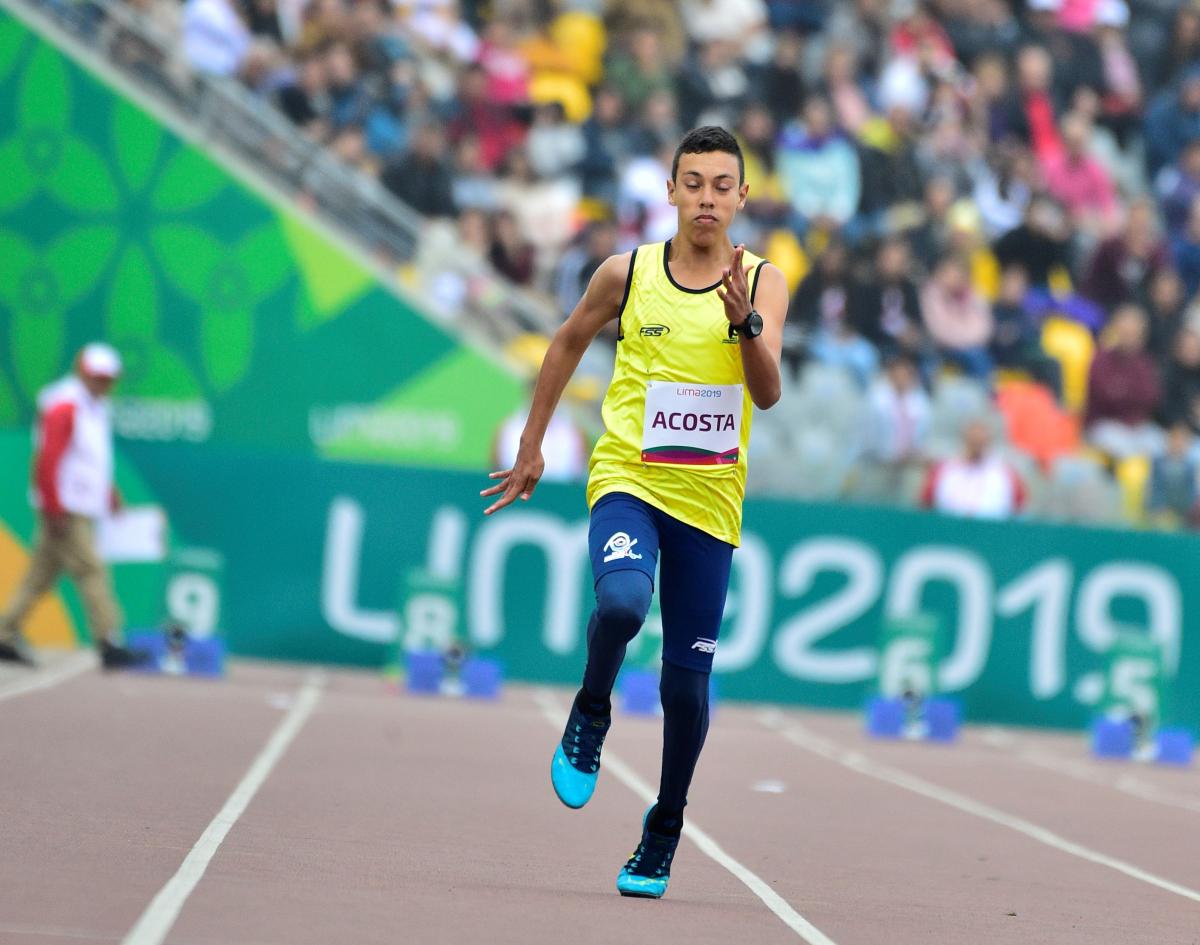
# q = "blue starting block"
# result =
<box><xmin>405</xmin><ymin>650</ymin><xmax>504</xmax><ymax>698</ymax></box>
<box><xmin>620</xmin><ymin>669</ymin><xmax>660</xmax><ymax>716</ymax></box>
<box><xmin>461</xmin><ymin>657</ymin><xmax>503</xmax><ymax>699</ymax></box>
<box><xmin>925</xmin><ymin>698</ymin><xmax>960</xmax><ymax>742</ymax></box>
<box><xmin>866</xmin><ymin>696</ymin><xmax>960</xmax><ymax>742</ymax></box>
<box><xmin>125</xmin><ymin>629</ymin><xmax>224</xmax><ymax>678</ymax></box>
<box><xmin>1091</xmin><ymin>718</ymin><xmax>1195</xmax><ymax>766</ymax></box>
<box><xmin>405</xmin><ymin>650</ymin><xmax>444</xmax><ymax>695</ymax></box>
<box><xmin>866</xmin><ymin>696</ymin><xmax>906</xmax><ymax>737</ymax></box>
<box><xmin>619</xmin><ymin>669</ymin><xmax>720</xmax><ymax>716</ymax></box>
<box><xmin>1156</xmin><ymin>728</ymin><xmax>1195</xmax><ymax>766</ymax></box>
<box><xmin>1091</xmin><ymin>717</ymin><xmax>1136</xmax><ymax>759</ymax></box>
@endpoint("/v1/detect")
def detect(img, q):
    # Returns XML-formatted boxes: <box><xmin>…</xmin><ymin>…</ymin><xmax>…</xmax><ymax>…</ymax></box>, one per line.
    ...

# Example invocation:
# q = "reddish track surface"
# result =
<box><xmin>1</xmin><ymin>654</ymin><xmax>1197</xmax><ymax>945</ymax></box>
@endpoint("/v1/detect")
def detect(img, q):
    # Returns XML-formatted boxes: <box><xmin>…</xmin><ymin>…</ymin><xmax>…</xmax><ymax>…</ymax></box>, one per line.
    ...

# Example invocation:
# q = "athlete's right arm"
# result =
<box><xmin>481</xmin><ymin>251</ymin><xmax>631</xmax><ymax>515</ymax></box>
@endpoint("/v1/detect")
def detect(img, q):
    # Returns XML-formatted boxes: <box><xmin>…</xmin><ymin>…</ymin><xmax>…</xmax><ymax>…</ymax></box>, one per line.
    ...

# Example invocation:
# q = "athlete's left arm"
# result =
<box><xmin>720</xmin><ymin>253</ymin><xmax>788</xmax><ymax>409</ymax></box>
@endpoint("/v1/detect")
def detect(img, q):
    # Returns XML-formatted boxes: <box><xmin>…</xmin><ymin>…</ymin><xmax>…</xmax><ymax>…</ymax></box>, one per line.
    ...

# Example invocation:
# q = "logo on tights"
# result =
<box><xmin>691</xmin><ymin>638</ymin><xmax>717</xmax><ymax>654</ymax></box>
<box><xmin>602</xmin><ymin>531</ymin><xmax>643</xmax><ymax>563</ymax></box>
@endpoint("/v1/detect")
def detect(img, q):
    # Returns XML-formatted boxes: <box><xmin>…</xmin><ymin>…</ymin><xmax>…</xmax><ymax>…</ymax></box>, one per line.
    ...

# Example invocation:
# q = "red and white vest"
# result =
<box><xmin>923</xmin><ymin>455</ymin><xmax>1026</xmax><ymax>520</ymax></box>
<box><xmin>33</xmin><ymin>376</ymin><xmax>114</xmax><ymax>519</ymax></box>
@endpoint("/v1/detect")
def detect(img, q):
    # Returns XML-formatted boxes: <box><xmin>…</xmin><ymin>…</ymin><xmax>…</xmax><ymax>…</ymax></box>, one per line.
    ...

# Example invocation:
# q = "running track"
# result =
<box><xmin>1</xmin><ymin>654</ymin><xmax>1197</xmax><ymax>945</ymax></box>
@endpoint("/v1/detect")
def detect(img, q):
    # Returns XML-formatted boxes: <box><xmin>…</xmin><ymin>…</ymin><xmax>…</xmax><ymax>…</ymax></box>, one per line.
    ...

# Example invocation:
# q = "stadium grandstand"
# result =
<box><xmin>18</xmin><ymin>0</ymin><xmax>1200</xmax><ymax>528</ymax></box>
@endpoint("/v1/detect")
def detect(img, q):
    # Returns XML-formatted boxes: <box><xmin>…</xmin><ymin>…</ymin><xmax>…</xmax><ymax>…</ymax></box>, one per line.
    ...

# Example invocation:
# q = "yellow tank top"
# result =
<box><xmin>586</xmin><ymin>240</ymin><xmax>767</xmax><ymax>547</ymax></box>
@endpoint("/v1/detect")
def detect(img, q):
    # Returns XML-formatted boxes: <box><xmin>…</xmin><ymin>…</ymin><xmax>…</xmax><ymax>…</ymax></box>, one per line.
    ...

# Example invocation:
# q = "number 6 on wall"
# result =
<box><xmin>885</xmin><ymin>547</ymin><xmax>994</xmax><ymax>692</ymax></box>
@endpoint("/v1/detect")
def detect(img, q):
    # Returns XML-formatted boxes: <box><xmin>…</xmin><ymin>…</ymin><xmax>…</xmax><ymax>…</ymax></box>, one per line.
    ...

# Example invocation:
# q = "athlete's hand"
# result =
<box><xmin>480</xmin><ymin>449</ymin><xmax>545</xmax><ymax>515</ymax></box>
<box><xmin>716</xmin><ymin>244</ymin><xmax>755</xmax><ymax>328</ymax></box>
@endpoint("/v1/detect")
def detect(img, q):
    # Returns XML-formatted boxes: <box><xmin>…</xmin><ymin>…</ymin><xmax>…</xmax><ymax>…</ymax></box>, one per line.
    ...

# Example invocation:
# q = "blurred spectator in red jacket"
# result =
<box><xmin>1083</xmin><ymin>199</ymin><xmax>1170</xmax><ymax>311</ymax></box>
<box><xmin>446</xmin><ymin>64</ymin><xmax>525</xmax><ymax>172</ymax></box>
<box><xmin>1085</xmin><ymin>303</ymin><xmax>1163</xmax><ymax>460</ymax></box>
<box><xmin>889</xmin><ymin>1</ymin><xmax>955</xmax><ymax>70</ymax></box>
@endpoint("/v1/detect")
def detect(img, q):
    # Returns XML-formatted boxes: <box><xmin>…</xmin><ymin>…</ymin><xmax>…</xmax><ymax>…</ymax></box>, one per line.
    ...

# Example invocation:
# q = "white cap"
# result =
<box><xmin>1027</xmin><ymin>0</ymin><xmax>1061</xmax><ymax>11</ymax></box>
<box><xmin>80</xmin><ymin>342</ymin><xmax>123</xmax><ymax>378</ymax></box>
<box><xmin>1095</xmin><ymin>0</ymin><xmax>1129</xmax><ymax>27</ymax></box>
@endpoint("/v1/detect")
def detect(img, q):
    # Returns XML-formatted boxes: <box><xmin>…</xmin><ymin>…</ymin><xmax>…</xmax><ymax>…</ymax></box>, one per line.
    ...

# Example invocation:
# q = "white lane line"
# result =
<box><xmin>978</xmin><ymin>728</ymin><xmax>1200</xmax><ymax>817</ymax></box>
<box><xmin>759</xmin><ymin>711</ymin><xmax>1200</xmax><ymax>905</ymax></box>
<box><xmin>122</xmin><ymin>672</ymin><xmax>326</xmax><ymax>945</ymax></box>
<box><xmin>0</xmin><ymin>650</ymin><xmax>95</xmax><ymax>703</ymax></box>
<box><xmin>533</xmin><ymin>690</ymin><xmax>838</xmax><ymax>945</ymax></box>
<box><xmin>0</xmin><ymin>921</ymin><xmax>116</xmax><ymax>941</ymax></box>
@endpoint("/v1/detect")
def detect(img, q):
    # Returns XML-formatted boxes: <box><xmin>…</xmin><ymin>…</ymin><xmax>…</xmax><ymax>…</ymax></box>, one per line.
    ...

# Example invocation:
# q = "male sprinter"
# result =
<box><xmin>481</xmin><ymin>126</ymin><xmax>787</xmax><ymax>898</ymax></box>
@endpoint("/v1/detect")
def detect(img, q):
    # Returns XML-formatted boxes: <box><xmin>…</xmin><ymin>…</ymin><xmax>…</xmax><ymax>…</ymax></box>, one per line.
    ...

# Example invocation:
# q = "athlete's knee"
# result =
<box><xmin>594</xmin><ymin>570</ymin><xmax>652</xmax><ymax>640</ymax></box>
<box><xmin>659</xmin><ymin>662</ymin><xmax>709</xmax><ymax>720</ymax></box>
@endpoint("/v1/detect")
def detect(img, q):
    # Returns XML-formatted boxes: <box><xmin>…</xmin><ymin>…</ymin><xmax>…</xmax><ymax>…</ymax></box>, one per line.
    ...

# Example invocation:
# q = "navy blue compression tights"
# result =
<box><xmin>578</xmin><ymin>569</ymin><xmax>710</xmax><ymax>824</ymax></box>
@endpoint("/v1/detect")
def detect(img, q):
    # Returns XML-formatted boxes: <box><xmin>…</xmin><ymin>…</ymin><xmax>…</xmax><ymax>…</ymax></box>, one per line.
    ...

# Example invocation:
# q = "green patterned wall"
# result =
<box><xmin>0</xmin><ymin>12</ymin><xmax>521</xmax><ymax>466</ymax></box>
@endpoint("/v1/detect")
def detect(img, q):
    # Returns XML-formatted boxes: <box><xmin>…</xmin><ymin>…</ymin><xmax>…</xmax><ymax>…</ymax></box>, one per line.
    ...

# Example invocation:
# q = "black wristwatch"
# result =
<box><xmin>729</xmin><ymin>309</ymin><xmax>764</xmax><ymax>340</ymax></box>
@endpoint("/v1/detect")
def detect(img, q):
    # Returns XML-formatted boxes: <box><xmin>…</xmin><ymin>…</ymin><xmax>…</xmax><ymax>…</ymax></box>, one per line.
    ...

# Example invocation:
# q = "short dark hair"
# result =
<box><xmin>672</xmin><ymin>126</ymin><xmax>744</xmax><ymax>185</ymax></box>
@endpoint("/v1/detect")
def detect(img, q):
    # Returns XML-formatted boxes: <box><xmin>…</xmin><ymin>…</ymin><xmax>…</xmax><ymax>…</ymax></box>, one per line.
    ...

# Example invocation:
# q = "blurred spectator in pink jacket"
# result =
<box><xmin>1043</xmin><ymin>111</ymin><xmax>1118</xmax><ymax>238</ymax></box>
<box><xmin>921</xmin><ymin>255</ymin><xmax>994</xmax><ymax>382</ymax></box>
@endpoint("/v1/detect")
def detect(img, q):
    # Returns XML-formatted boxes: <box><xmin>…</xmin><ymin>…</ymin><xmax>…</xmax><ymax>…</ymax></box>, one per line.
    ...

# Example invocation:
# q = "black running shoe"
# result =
<box><xmin>550</xmin><ymin>694</ymin><xmax>611</xmax><ymax>809</ymax></box>
<box><xmin>616</xmin><ymin>805</ymin><xmax>681</xmax><ymax>899</ymax></box>
<box><xmin>99</xmin><ymin>640</ymin><xmax>153</xmax><ymax>671</ymax></box>
<box><xmin>0</xmin><ymin>637</ymin><xmax>36</xmax><ymax>667</ymax></box>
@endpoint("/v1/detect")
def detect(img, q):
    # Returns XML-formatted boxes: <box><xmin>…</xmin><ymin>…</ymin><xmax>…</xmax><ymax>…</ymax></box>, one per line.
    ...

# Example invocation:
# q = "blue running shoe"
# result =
<box><xmin>550</xmin><ymin>696</ymin><xmax>611</xmax><ymax>809</ymax></box>
<box><xmin>616</xmin><ymin>805</ymin><xmax>680</xmax><ymax>899</ymax></box>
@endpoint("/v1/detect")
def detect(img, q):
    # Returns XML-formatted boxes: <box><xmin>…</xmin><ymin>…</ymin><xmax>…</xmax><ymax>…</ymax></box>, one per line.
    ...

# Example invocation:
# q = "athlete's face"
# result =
<box><xmin>667</xmin><ymin>152</ymin><xmax>747</xmax><ymax>245</ymax></box>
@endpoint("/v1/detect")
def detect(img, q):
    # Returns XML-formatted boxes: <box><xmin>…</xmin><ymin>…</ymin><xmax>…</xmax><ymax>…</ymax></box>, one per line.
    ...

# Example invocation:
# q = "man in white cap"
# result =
<box><xmin>0</xmin><ymin>343</ymin><xmax>148</xmax><ymax>669</ymax></box>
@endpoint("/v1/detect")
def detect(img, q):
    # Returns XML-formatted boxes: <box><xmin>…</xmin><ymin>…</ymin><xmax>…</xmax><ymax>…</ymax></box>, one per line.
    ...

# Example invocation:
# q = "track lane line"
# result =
<box><xmin>533</xmin><ymin>690</ymin><xmax>838</xmax><ymax>945</ymax></box>
<box><xmin>0</xmin><ymin>650</ymin><xmax>95</xmax><ymax>703</ymax></box>
<box><xmin>759</xmin><ymin>711</ymin><xmax>1200</xmax><ymax>905</ymax></box>
<box><xmin>977</xmin><ymin>727</ymin><xmax>1200</xmax><ymax>817</ymax></box>
<box><xmin>0</xmin><ymin>920</ymin><xmax>117</xmax><ymax>941</ymax></box>
<box><xmin>121</xmin><ymin>671</ymin><xmax>326</xmax><ymax>945</ymax></box>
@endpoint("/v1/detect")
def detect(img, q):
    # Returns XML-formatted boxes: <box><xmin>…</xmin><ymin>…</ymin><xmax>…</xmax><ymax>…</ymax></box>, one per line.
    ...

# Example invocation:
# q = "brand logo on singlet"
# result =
<box><xmin>640</xmin><ymin>325</ymin><xmax>670</xmax><ymax>337</ymax></box>
<box><xmin>602</xmin><ymin>531</ymin><xmax>643</xmax><ymax>563</ymax></box>
<box><xmin>691</xmin><ymin>638</ymin><xmax>717</xmax><ymax>654</ymax></box>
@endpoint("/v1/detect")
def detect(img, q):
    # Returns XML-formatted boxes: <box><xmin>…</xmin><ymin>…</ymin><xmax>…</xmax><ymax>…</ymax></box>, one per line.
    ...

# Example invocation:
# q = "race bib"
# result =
<box><xmin>641</xmin><ymin>381</ymin><xmax>743</xmax><ymax>466</ymax></box>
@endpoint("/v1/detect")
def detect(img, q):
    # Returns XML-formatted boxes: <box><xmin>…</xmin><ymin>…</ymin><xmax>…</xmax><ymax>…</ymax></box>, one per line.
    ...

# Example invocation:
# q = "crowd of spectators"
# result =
<box><xmin>150</xmin><ymin>0</ymin><xmax>1200</xmax><ymax>528</ymax></box>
